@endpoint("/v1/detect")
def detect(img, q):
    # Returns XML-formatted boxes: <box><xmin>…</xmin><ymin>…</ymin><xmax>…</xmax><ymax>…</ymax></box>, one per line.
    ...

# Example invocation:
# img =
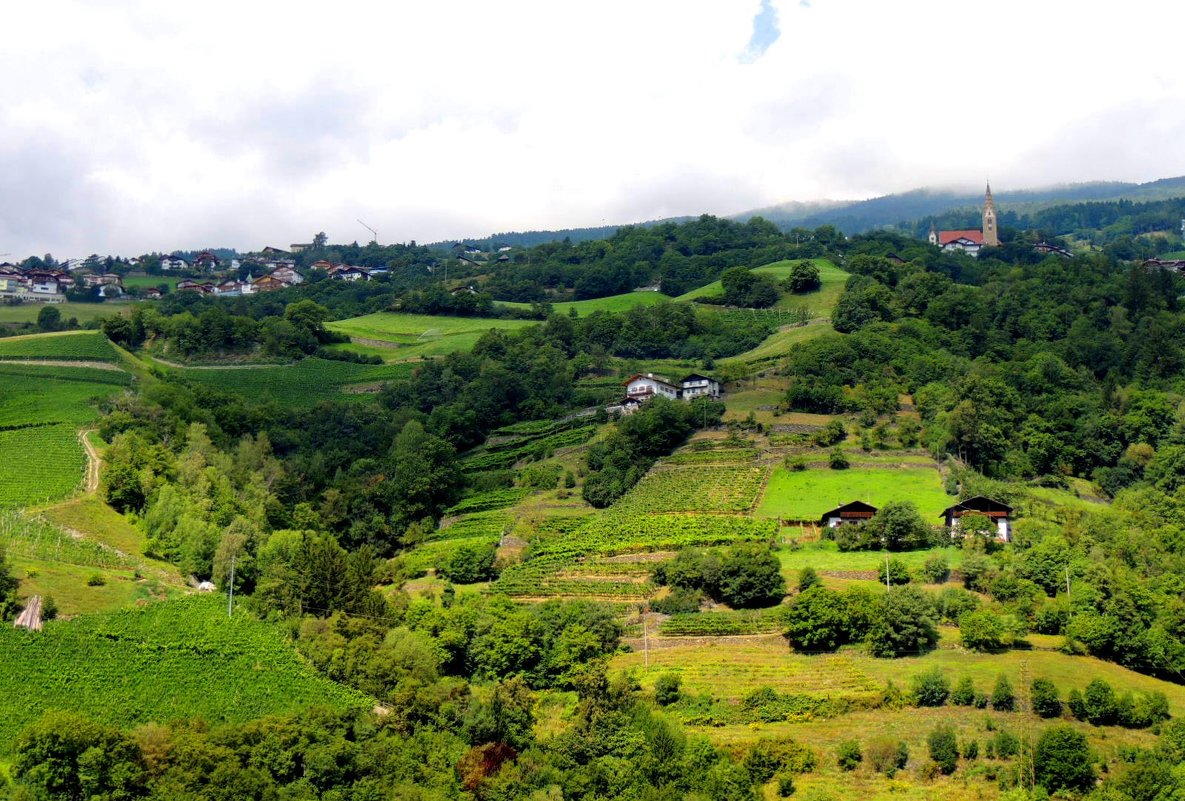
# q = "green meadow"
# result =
<box><xmin>326</xmin><ymin>311</ymin><xmax>534</xmax><ymax>360</ymax></box>
<box><xmin>498</xmin><ymin>290</ymin><xmax>673</xmax><ymax>315</ymax></box>
<box><xmin>170</xmin><ymin>357</ymin><xmax>416</xmax><ymax>406</ymax></box>
<box><xmin>673</xmin><ymin>258</ymin><xmax>848</xmax><ymax>319</ymax></box>
<box><xmin>756</xmin><ymin>465</ymin><xmax>951</xmax><ymax>520</ymax></box>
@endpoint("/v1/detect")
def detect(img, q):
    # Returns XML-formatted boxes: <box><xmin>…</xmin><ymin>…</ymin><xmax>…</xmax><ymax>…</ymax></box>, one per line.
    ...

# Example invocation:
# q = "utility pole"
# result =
<box><xmin>227</xmin><ymin>555</ymin><xmax>236</xmax><ymax>618</ymax></box>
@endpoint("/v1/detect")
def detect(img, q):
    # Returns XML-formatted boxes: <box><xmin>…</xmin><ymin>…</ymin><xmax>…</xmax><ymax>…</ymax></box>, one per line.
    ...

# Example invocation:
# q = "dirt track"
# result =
<box><xmin>79</xmin><ymin>429</ymin><xmax>101</xmax><ymax>494</ymax></box>
<box><xmin>0</xmin><ymin>359</ymin><xmax>125</xmax><ymax>372</ymax></box>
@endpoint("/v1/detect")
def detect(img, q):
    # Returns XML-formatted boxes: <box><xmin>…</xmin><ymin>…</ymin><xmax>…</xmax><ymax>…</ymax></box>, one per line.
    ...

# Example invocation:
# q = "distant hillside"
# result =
<box><xmin>736</xmin><ymin>177</ymin><xmax>1185</xmax><ymax>234</ymax></box>
<box><xmin>427</xmin><ymin>216</ymin><xmax>694</xmax><ymax>251</ymax></box>
<box><xmin>434</xmin><ymin>176</ymin><xmax>1185</xmax><ymax>249</ymax></box>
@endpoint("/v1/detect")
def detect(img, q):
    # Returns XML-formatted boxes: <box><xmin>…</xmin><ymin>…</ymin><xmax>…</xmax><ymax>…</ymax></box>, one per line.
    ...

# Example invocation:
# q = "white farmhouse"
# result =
<box><xmin>680</xmin><ymin>373</ymin><xmax>721</xmax><ymax>399</ymax></box>
<box><xmin>624</xmin><ymin>373</ymin><xmax>680</xmax><ymax>402</ymax></box>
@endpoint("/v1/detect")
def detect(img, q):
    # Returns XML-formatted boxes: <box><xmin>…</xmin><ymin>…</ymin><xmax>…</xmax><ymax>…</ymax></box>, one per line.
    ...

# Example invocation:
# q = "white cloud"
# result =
<box><xmin>1</xmin><ymin>0</ymin><xmax>1183</xmax><ymax>257</ymax></box>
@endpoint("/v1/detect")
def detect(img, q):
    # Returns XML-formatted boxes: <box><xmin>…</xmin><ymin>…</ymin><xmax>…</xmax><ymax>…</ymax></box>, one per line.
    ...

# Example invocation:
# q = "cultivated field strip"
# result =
<box><xmin>614</xmin><ymin>639</ymin><xmax>883</xmax><ymax>699</ymax></box>
<box><xmin>612</xmin><ymin>464</ymin><xmax>771</xmax><ymax>514</ymax></box>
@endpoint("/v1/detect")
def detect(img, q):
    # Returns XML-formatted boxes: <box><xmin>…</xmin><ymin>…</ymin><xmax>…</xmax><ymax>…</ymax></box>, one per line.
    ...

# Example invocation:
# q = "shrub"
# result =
<box><xmin>438</xmin><ymin>543</ymin><xmax>497</xmax><ymax>584</ymax></box>
<box><xmin>717</xmin><ymin>544</ymin><xmax>786</xmax><ymax>608</ymax></box>
<box><xmin>877</xmin><ymin>558</ymin><xmax>910</xmax><ymax>586</ymax></box>
<box><xmin>911</xmin><ymin>668</ymin><xmax>950</xmax><ymax>707</ymax></box>
<box><xmin>867</xmin><ymin>585</ymin><xmax>938</xmax><ymax>658</ymax></box>
<box><xmin>928</xmin><ymin>725</ymin><xmax>959</xmax><ymax>774</ymax></box>
<box><xmin>1079</xmin><ymin>678</ymin><xmax>1118</xmax><ymax>725</ymax></box>
<box><xmin>651</xmin><ymin>587</ymin><xmax>704</xmax><ymax>615</ymax></box>
<box><xmin>951</xmin><ymin>677</ymin><xmax>976</xmax><ymax>706</ymax></box>
<box><xmin>1121</xmin><ymin>691</ymin><xmax>1169</xmax><ymax>728</ymax></box>
<box><xmin>919</xmin><ymin>554</ymin><xmax>950</xmax><ymax>584</ymax></box>
<box><xmin>836</xmin><ymin>740</ymin><xmax>862</xmax><ymax>771</ymax></box>
<box><xmin>40</xmin><ymin>595</ymin><xmax>58</xmax><ymax>621</ymax></box>
<box><xmin>776</xmin><ymin>774</ymin><xmax>796</xmax><ymax>798</ymax></box>
<box><xmin>785</xmin><ymin>586</ymin><xmax>854</xmax><ymax>652</ymax></box>
<box><xmin>797</xmin><ymin>566</ymin><xmax>821</xmax><ymax>593</ymax></box>
<box><xmin>829</xmin><ymin>448</ymin><xmax>850</xmax><ymax>470</ymax></box>
<box><xmin>863</xmin><ymin>501</ymin><xmax>933</xmax><ymax>551</ymax></box>
<box><xmin>936</xmin><ymin>587</ymin><xmax>980</xmax><ymax>624</ymax></box>
<box><xmin>1033</xmin><ymin>725</ymin><xmax>1094</xmax><ymax>793</ymax></box>
<box><xmin>990</xmin><ymin>729</ymin><xmax>1020</xmax><ymax>759</ymax></box>
<box><xmin>785</xmin><ymin>260</ymin><xmax>822</xmax><ymax>293</ymax></box>
<box><xmin>962</xmin><ymin>740</ymin><xmax>979</xmax><ymax>760</ymax></box>
<box><xmin>960</xmin><ymin>552</ymin><xmax>992</xmax><ymax>590</ymax></box>
<box><xmin>991</xmin><ymin>675</ymin><xmax>1016</xmax><ymax>712</ymax></box>
<box><xmin>785</xmin><ymin>455</ymin><xmax>808</xmax><ymax>472</ymax></box>
<box><xmin>1031</xmin><ymin>678</ymin><xmax>1062</xmax><ymax>718</ymax></box>
<box><xmin>813</xmin><ymin>420</ymin><xmax>846</xmax><ymax>447</ymax></box>
<box><xmin>654</xmin><ymin>673</ymin><xmax>682</xmax><ymax>706</ymax></box>
<box><xmin>959</xmin><ymin>609</ymin><xmax>1007</xmax><ymax>652</ymax></box>
<box><xmin>86</xmin><ymin>575</ymin><xmax>106</xmax><ymax>587</ymax></box>
<box><xmin>866</xmin><ymin>737</ymin><xmax>909</xmax><ymax>777</ymax></box>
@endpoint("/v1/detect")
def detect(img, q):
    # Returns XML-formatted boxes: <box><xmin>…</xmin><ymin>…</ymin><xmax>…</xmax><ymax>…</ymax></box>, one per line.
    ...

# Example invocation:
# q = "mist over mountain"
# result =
<box><xmin>436</xmin><ymin>176</ymin><xmax>1185</xmax><ymax>249</ymax></box>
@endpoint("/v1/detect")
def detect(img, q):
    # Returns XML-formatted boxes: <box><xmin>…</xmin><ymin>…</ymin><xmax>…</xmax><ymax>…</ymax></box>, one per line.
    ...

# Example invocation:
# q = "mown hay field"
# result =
<box><xmin>756</xmin><ymin>466</ymin><xmax>951</xmax><ymax>521</ymax></box>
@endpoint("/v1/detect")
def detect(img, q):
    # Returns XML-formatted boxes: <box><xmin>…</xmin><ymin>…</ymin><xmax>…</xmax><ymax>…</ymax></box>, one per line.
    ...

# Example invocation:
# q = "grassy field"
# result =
<box><xmin>0</xmin><ymin>596</ymin><xmax>369</xmax><ymax>753</ymax></box>
<box><xmin>169</xmin><ymin>358</ymin><xmax>415</xmax><ymax>406</ymax></box>
<box><xmin>0</xmin><ymin>302</ymin><xmax>131</xmax><ymax>325</ymax></box>
<box><xmin>756</xmin><ymin>466</ymin><xmax>951</xmax><ymax>520</ymax></box>
<box><xmin>673</xmin><ymin>259</ymin><xmax>847</xmax><ymax>317</ymax></box>
<box><xmin>720</xmin><ymin>321</ymin><xmax>834</xmax><ymax>367</ymax></box>
<box><xmin>776</xmin><ymin>543</ymin><xmax>966</xmax><ymax>576</ymax></box>
<box><xmin>121</xmin><ymin>275</ymin><xmax>181</xmax><ymax>289</ymax></box>
<box><xmin>0</xmin><ymin>330</ymin><xmax>119</xmax><ymax>361</ymax></box>
<box><xmin>326</xmin><ymin>312</ymin><xmax>534</xmax><ymax>360</ymax></box>
<box><xmin>498</xmin><ymin>291</ymin><xmax>673</xmax><ymax>315</ymax></box>
<box><xmin>6</xmin><ymin>499</ymin><xmax>185</xmax><ymax>616</ymax></box>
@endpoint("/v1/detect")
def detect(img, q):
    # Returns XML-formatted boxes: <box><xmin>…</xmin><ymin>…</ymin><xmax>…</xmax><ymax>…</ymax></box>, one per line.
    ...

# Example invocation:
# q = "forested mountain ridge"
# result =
<box><xmin>431</xmin><ymin>175</ymin><xmax>1185</xmax><ymax>249</ymax></box>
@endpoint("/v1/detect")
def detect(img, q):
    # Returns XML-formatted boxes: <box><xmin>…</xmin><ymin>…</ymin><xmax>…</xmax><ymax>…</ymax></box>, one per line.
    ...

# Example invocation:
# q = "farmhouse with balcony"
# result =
<box><xmin>622</xmin><ymin>373</ymin><xmax>723</xmax><ymax>406</ymax></box>
<box><xmin>818</xmin><ymin>501</ymin><xmax>878</xmax><ymax>528</ymax></box>
<box><xmin>940</xmin><ymin>496</ymin><xmax>1013</xmax><ymax>541</ymax></box>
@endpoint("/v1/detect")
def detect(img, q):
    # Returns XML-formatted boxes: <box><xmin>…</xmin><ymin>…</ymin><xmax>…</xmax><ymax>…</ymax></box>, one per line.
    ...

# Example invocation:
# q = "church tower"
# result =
<box><xmin>982</xmin><ymin>182</ymin><xmax>999</xmax><ymax>247</ymax></box>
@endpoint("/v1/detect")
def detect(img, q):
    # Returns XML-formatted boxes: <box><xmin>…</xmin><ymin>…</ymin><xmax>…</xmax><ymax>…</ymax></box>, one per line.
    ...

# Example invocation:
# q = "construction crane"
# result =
<box><xmin>357</xmin><ymin>219</ymin><xmax>379</xmax><ymax>245</ymax></box>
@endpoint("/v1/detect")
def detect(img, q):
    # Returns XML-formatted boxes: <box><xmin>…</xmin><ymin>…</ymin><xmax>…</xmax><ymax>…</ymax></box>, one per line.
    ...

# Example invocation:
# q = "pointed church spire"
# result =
<box><xmin>982</xmin><ymin>181</ymin><xmax>999</xmax><ymax>247</ymax></box>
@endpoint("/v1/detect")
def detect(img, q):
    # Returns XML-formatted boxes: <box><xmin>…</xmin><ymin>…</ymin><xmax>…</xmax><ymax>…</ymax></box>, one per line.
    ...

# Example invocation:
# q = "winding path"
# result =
<box><xmin>79</xmin><ymin>429</ymin><xmax>101</xmax><ymax>494</ymax></box>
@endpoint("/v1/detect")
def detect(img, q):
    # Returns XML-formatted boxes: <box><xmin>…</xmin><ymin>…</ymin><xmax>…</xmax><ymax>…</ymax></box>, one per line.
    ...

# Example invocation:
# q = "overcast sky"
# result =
<box><xmin>2</xmin><ymin>0</ymin><xmax>1183</xmax><ymax>258</ymax></box>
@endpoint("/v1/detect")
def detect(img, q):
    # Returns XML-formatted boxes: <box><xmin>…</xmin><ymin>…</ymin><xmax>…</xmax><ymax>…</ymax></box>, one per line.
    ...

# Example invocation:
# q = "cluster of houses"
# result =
<box><xmin>819</xmin><ymin>496</ymin><xmax>1014</xmax><ymax>541</ymax></box>
<box><xmin>608</xmin><ymin>372</ymin><xmax>722</xmax><ymax>414</ymax></box>
<box><xmin>0</xmin><ymin>263</ymin><xmax>125</xmax><ymax>302</ymax></box>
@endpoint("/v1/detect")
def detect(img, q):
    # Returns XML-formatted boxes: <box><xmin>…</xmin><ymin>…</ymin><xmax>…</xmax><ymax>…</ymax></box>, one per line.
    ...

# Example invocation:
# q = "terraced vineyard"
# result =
<box><xmin>658</xmin><ymin>606</ymin><xmax>789</xmax><ymax>636</ymax></box>
<box><xmin>0</xmin><ymin>364</ymin><xmax>132</xmax><ymax>427</ymax></box>
<box><xmin>0</xmin><ymin>596</ymin><xmax>369</xmax><ymax>752</ymax></box>
<box><xmin>0</xmin><ymin>330</ymin><xmax>119</xmax><ymax>361</ymax></box>
<box><xmin>493</xmin><ymin>555</ymin><xmax>655</xmax><ymax>599</ymax></box>
<box><xmin>432</xmin><ymin>510</ymin><xmax>514</xmax><ymax>541</ymax></box>
<box><xmin>460</xmin><ymin>422</ymin><xmax>598</xmax><ymax>471</ymax></box>
<box><xmin>0</xmin><ymin>425</ymin><xmax>87</xmax><ymax>507</ymax></box>
<box><xmin>444</xmin><ymin>488</ymin><xmax>531</xmax><ymax>516</ymax></box>
<box><xmin>176</xmin><ymin>358</ymin><xmax>415</xmax><ymax>406</ymax></box>
<box><xmin>613</xmin><ymin>464</ymin><xmax>769</xmax><ymax>514</ymax></box>
<box><xmin>664</xmin><ymin>447</ymin><xmax>760</xmax><ymax>465</ymax></box>
<box><xmin>612</xmin><ymin>637</ymin><xmax>883</xmax><ymax>700</ymax></box>
<box><xmin>531</xmin><ymin>513</ymin><xmax>777</xmax><ymax>559</ymax></box>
